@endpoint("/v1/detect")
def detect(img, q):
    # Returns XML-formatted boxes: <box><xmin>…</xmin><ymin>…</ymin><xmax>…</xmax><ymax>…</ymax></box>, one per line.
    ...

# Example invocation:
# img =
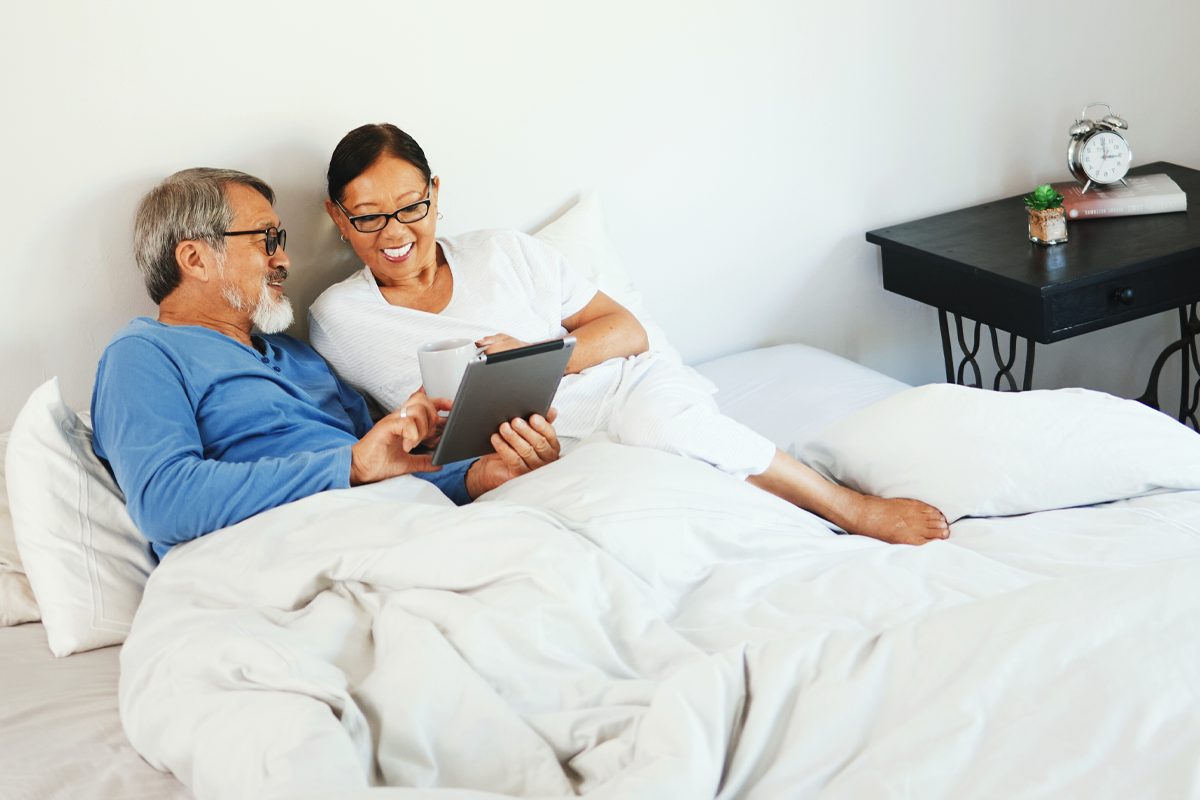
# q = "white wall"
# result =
<box><xmin>2</xmin><ymin>0</ymin><xmax>1198</xmax><ymax>429</ymax></box>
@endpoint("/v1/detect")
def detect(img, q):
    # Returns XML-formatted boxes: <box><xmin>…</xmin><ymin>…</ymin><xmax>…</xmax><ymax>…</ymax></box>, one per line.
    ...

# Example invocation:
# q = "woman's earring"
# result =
<box><xmin>437</xmin><ymin>212</ymin><xmax>444</xmax><ymax>221</ymax></box>
<box><xmin>339</xmin><ymin>234</ymin><xmax>348</xmax><ymax>243</ymax></box>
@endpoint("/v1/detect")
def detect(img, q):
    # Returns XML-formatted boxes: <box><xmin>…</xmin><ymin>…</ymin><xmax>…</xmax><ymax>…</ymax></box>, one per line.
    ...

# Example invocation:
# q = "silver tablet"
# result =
<box><xmin>431</xmin><ymin>337</ymin><xmax>575</xmax><ymax>466</ymax></box>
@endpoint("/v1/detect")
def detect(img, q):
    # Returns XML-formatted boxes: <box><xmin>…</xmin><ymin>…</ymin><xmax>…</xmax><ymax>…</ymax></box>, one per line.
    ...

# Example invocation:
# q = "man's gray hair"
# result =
<box><xmin>133</xmin><ymin>168</ymin><xmax>275</xmax><ymax>304</ymax></box>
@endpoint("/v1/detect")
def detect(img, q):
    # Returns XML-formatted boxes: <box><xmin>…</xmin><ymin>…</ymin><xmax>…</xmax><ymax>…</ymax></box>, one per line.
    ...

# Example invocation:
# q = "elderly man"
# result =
<box><xmin>92</xmin><ymin>168</ymin><xmax>559</xmax><ymax>560</ymax></box>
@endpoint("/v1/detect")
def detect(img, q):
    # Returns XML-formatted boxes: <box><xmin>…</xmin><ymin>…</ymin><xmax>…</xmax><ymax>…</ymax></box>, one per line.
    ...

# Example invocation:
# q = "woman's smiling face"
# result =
<box><xmin>330</xmin><ymin>155</ymin><xmax>439</xmax><ymax>283</ymax></box>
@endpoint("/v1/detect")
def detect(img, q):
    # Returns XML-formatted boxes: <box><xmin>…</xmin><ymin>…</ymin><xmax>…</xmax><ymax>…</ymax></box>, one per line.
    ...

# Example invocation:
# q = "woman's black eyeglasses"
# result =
<box><xmin>335</xmin><ymin>182</ymin><xmax>433</xmax><ymax>233</ymax></box>
<box><xmin>224</xmin><ymin>226</ymin><xmax>286</xmax><ymax>256</ymax></box>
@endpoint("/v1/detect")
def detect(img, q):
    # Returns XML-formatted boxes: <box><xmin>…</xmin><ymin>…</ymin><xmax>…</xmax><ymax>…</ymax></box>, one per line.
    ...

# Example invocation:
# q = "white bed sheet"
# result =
<box><xmin>0</xmin><ymin>622</ymin><xmax>190</xmax><ymax>799</ymax></box>
<box><xmin>118</xmin><ymin>428</ymin><xmax>1200</xmax><ymax>798</ymax></box>
<box><xmin>695</xmin><ymin>344</ymin><xmax>910</xmax><ymax>455</ymax></box>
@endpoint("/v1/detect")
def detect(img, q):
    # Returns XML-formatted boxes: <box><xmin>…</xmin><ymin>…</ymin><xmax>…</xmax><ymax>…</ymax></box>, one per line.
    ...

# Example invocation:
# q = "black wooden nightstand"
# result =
<box><xmin>866</xmin><ymin>161</ymin><xmax>1200</xmax><ymax>428</ymax></box>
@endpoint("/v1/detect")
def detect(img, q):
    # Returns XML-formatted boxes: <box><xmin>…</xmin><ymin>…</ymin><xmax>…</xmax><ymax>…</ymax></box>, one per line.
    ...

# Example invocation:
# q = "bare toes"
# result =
<box><xmin>844</xmin><ymin>497</ymin><xmax>949</xmax><ymax>545</ymax></box>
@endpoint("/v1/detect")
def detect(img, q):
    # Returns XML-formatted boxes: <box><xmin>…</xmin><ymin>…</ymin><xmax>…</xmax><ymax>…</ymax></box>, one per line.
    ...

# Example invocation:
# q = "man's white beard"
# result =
<box><xmin>221</xmin><ymin>278</ymin><xmax>294</xmax><ymax>334</ymax></box>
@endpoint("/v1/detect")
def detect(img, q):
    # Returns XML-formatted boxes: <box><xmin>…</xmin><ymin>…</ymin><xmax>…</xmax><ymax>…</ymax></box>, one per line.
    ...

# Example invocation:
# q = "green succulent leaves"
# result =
<box><xmin>1024</xmin><ymin>184</ymin><xmax>1064</xmax><ymax>211</ymax></box>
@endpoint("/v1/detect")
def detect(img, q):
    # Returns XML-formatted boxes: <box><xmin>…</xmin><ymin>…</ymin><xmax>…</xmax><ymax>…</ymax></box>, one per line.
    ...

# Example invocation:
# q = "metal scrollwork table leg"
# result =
<box><xmin>938</xmin><ymin>309</ymin><xmax>1035</xmax><ymax>391</ymax></box>
<box><xmin>1137</xmin><ymin>303</ymin><xmax>1200</xmax><ymax>430</ymax></box>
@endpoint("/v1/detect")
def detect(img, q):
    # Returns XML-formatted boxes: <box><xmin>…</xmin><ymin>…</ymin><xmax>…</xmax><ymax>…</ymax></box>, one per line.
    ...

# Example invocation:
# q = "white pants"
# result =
<box><xmin>555</xmin><ymin>353</ymin><xmax>777</xmax><ymax>480</ymax></box>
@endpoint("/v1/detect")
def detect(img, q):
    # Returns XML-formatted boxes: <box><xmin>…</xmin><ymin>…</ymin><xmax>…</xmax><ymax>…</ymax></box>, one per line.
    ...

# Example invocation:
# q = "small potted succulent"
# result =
<box><xmin>1024</xmin><ymin>184</ymin><xmax>1068</xmax><ymax>245</ymax></box>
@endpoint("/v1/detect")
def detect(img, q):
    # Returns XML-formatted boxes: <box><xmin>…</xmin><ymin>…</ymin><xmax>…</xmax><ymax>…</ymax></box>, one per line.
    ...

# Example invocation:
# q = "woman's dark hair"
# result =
<box><xmin>327</xmin><ymin>123</ymin><xmax>432</xmax><ymax>203</ymax></box>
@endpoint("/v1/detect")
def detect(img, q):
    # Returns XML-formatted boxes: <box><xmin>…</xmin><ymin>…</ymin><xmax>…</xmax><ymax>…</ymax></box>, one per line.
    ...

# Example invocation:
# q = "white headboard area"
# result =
<box><xmin>3</xmin><ymin>1</ymin><xmax>1199</xmax><ymax>430</ymax></box>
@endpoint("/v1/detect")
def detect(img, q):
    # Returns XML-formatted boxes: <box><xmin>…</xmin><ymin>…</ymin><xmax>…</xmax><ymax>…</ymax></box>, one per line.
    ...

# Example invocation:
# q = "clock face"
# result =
<box><xmin>1080</xmin><ymin>131</ymin><xmax>1131</xmax><ymax>183</ymax></box>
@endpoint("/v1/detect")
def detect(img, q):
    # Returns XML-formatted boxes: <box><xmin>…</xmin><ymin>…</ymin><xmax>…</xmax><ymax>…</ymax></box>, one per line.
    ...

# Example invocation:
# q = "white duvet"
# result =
<box><xmin>120</xmin><ymin>441</ymin><xmax>1200</xmax><ymax>800</ymax></box>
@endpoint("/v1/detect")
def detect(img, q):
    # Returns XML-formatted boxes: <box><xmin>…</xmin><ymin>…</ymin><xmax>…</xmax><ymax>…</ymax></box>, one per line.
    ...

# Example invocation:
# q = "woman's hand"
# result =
<box><xmin>464</xmin><ymin>409</ymin><xmax>561</xmax><ymax>498</ymax></box>
<box><xmin>348</xmin><ymin>391</ymin><xmax>447</xmax><ymax>485</ymax></box>
<box><xmin>475</xmin><ymin>333</ymin><xmax>528</xmax><ymax>355</ymax></box>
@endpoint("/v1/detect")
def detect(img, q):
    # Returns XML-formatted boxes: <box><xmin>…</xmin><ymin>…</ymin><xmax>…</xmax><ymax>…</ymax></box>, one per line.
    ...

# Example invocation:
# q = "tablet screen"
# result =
<box><xmin>431</xmin><ymin>337</ymin><xmax>575</xmax><ymax>466</ymax></box>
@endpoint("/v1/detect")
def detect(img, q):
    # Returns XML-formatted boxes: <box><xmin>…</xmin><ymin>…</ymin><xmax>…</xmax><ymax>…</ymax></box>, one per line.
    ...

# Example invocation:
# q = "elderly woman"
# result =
<box><xmin>310</xmin><ymin>124</ymin><xmax>948</xmax><ymax>545</ymax></box>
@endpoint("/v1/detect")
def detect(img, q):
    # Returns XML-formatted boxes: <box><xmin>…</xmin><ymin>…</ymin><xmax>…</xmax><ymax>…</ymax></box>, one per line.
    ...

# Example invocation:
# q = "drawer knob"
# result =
<box><xmin>1114</xmin><ymin>287</ymin><xmax>1135</xmax><ymax>305</ymax></box>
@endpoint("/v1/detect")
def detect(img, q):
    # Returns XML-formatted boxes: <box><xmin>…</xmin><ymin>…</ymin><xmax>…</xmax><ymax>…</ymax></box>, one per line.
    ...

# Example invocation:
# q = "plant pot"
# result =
<box><xmin>1028</xmin><ymin>207</ymin><xmax>1068</xmax><ymax>245</ymax></box>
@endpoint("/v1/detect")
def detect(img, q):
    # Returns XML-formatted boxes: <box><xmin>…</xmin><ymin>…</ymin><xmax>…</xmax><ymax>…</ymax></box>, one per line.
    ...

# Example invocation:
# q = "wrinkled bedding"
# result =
<box><xmin>120</xmin><ymin>441</ymin><xmax>1200</xmax><ymax>799</ymax></box>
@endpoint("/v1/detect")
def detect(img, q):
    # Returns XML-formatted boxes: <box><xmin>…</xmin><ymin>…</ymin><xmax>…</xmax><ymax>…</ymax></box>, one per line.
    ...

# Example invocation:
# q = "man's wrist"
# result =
<box><xmin>348</xmin><ymin>443</ymin><xmax>365</xmax><ymax>486</ymax></box>
<box><xmin>464</xmin><ymin>457</ymin><xmax>485</xmax><ymax>500</ymax></box>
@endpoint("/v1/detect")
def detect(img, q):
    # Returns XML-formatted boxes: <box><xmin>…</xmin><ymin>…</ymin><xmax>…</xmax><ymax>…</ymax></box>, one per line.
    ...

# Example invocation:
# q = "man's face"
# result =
<box><xmin>216</xmin><ymin>183</ymin><xmax>293</xmax><ymax>333</ymax></box>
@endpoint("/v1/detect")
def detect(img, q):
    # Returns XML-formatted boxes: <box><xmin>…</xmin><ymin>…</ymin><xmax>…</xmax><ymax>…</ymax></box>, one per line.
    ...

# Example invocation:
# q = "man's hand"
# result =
<box><xmin>349</xmin><ymin>391</ymin><xmax>447</xmax><ymax>486</ymax></box>
<box><xmin>464</xmin><ymin>410</ymin><xmax>560</xmax><ymax>499</ymax></box>
<box><xmin>475</xmin><ymin>333</ymin><xmax>529</xmax><ymax>356</ymax></box>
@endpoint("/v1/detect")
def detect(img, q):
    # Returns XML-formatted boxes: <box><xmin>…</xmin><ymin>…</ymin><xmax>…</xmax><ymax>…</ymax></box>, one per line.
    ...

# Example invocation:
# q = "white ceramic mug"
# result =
<box><xmin>417</xmin><ymin>338</ymin><xmax>480</xmax><ymax>401</ymax></box>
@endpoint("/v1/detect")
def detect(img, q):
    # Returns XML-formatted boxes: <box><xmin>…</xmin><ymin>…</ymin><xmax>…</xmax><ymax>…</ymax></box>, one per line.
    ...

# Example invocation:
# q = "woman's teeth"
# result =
<box><xmin>383</xmin><ymin>243</ymin><xmax>414</xmax><ymax>258</ymax></box>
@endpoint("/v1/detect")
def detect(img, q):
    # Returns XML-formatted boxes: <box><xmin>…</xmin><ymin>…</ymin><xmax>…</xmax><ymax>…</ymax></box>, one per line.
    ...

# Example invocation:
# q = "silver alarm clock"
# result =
<box><xmin>1066</xmin><ymin>102</ymin><xmax>1131</xmax><ymax>194</ymax></box>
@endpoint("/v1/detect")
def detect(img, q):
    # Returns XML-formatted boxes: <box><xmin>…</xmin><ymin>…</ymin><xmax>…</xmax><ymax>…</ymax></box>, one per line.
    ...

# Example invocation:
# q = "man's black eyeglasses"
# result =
<box><xmin>335</xmin><ymin>182</ymin><xmax>433</xmax><ymax>233</ymax></box>
<box><xmin>224</xmin><ymin>226</ymin><xmax>286</xmax><ymax>256</ymax></box>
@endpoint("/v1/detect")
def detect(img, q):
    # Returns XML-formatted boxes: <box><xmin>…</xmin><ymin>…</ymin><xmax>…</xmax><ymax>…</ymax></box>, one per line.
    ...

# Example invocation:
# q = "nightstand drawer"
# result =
<box><xmin>1047</xmin><ymin>263</ymin><xmax>1200</xmax><ymax>337</ymax></box>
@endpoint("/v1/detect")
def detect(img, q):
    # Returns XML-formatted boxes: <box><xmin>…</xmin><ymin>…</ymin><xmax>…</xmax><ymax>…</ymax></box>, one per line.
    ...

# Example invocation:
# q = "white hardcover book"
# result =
<box><xmin>1054</xmin><ymin>173</ymin><xmax>1187</xmax><ymax>219</ymax></box>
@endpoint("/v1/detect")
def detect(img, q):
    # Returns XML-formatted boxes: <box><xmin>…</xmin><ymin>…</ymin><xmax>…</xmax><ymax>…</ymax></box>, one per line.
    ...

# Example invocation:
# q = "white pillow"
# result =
<box><xmin>800</xmin><ymin>383</ymin><xmax>1200</xmax><ymax>522</ymax></box>
<box><xmin>0</xmin><ymin>431</ymin><xmax>40</xmax><ymax>626</ymax></box>
<box><xmin>533</xmin><ymin>191</ymin><xmax>683</xmax><ymax>363</ymax></box>
<box><xmin>6</xmin><ymin>378</ymin><xmax>154</xmax><ymax>656</ymax></box>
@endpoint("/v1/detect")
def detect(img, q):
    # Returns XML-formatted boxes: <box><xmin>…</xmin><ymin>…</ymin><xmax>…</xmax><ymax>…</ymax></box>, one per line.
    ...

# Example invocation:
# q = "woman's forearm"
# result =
<box><xmin>565</xmin><ymin>309</ymin><xmax>648</xmax><ymax>373</ymax></box>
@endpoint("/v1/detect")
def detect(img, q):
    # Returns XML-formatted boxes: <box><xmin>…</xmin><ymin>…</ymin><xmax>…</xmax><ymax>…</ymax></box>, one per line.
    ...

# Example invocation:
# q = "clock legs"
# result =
<box><xmin>1138</xmin><ymin>303</ymin><xmax>1200</xmax><ymax>430</ymax></box>
<box><xmin>937</xmin><ymin>309</ymin><xmax>1035</xmax><ymax>391</ymax></box>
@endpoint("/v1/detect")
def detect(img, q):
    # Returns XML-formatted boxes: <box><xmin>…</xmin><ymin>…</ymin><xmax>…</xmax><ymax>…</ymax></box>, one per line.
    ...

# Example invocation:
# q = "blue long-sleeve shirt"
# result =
<box><xmin>91</xmin><ymin>318</ymin><xmax>473</xmax><ymax>560</ymax></box>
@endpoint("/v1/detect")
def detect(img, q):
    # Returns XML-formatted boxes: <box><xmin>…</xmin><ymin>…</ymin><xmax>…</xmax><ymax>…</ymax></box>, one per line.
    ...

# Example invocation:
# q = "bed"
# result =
<box><xmin>2</xmin><ymin>345</ymin><xmax>1200</xmax><ymax>800</ymax></box>
<box><xmin>4</xmin><ymin>191</ymin><xmax>1200</xmax><ymax>799</ymax></box>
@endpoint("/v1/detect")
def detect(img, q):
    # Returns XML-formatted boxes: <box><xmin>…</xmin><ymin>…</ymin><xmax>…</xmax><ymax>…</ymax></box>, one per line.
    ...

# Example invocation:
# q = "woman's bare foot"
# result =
<box><xmin>747</xmin><ymin>449</ymin><xmax>950</xmax><ymax>545</ymax></box>
<box><xmin>838</xmin><ymin>494</ymin><xmax>949</xmax><ymax>545</ymax></box>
